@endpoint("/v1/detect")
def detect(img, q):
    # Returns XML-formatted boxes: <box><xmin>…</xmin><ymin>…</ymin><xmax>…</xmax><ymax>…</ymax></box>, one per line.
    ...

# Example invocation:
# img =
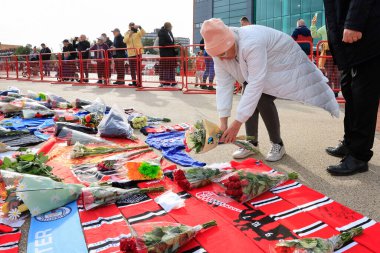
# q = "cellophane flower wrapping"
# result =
<box><xmin>82</xmin><ymin>97</ymin><xmax>107</xmax><ymax>114</ymax></box>
<box><xmin>53</xmin><ymin>111</ymin><xmax>80</xmax><ymax>123</ymax></box>
<box><xmin>120</xmin><ymin>220</ymin><xmax>217</xmax><ymax>253</ymax></box>
<box><xmin>81</xmin><ymin>186</ymin><xmax>165</xmax><ymax>210</ymax></box>
<box><xmin>222</xmin><ymin>168</ymin><xmax>298</xmax><ymax>203</ymax></box>
<box><xmin>173</xmin><ymin>167</ymin><xmax>233</xmax><ymax>191</ymax></box>
<box><xmin>47</xmin><ymin>93</ymin><xmax>72</xmax><ymax>109</ymax></box>
<box><xmin>271</xmin><ymin>227</ymin><xmax>363</xmax><ymax>253</ymax></box>
<box><xmin>80</xmin><ymin>112</ymin><xmax>103</xmax><ymax>128</ymax></box>
<box><xmin>56</xmin><ymin>127</ymin><xmax>113</xmax><ymax>146</ymax></box>
<box><xmin>0</xmin><ymin>170</ymin><xmax>82</xmax><ymax>220</ymax></box>
<box><xmin>21</xmin><ymin>101</ymin><xmax>54</xmax><ymax>119</ymax></box>
<box><xmin>98</xmin><ymin>105</ymin><xmax>134</xmax><ymax>139</ymax></box>
<box><xmin>185</xmin><ymin>119</ymin><xmax>221</xmax><ymax>154</ymax></box>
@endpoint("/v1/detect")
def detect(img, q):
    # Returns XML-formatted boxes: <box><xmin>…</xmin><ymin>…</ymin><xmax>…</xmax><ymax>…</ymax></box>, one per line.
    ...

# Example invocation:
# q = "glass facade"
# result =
<box><xmin>213</xmin><ymin>0</ymin><xmax>253</xmax><ymax>27</ymax></box>
<box><xmin>255</xmin><ymin>0</ymin><xmax>325</xmax><ymax>42</ymax></box>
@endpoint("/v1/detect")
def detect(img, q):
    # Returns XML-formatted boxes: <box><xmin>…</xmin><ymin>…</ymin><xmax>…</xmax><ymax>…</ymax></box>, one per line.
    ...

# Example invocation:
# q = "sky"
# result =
<box><xmin>0</xmin><ymin>0</ymin><xmax>193</xmax><ymax>52</ymax></box>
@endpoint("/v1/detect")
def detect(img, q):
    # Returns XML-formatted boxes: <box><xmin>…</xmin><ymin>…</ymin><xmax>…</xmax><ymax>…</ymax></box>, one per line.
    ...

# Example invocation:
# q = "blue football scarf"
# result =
<box><xmin>146</xmin><ymin>132</ymin><xmax>206</xmax><ymax>167</ymax></box>
<box><xmin>27</xmin><ymin>201</ymin><xmax>87</xmax><ymax>253</ymax></box>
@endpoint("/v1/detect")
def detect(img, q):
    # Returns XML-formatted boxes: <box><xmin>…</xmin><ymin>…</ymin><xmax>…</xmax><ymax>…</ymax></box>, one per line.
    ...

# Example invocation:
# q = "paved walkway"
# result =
<box><xmin>0</xmin><ymin>80</ymin><xmax>379</xmax><ymax>252</ymax></box>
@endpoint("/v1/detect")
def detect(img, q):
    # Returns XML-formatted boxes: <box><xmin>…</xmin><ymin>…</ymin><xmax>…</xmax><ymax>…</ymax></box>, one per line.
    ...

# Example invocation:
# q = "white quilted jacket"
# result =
<box><xmin>214</xmin><ymin>25</ymin><xmax>340</xmax><ymax>123</ymax></box>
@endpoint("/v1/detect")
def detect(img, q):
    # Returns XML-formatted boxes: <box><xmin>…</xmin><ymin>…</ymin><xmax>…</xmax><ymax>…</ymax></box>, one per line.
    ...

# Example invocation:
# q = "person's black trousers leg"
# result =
<box><xmin>115</xmin><ymin>59</ymin><xmax>125</xmax><ymax>82</ymax></box>
<box><xmin>347</xmin><ymin>56</ymin><xmax>380</xmax><ymax>162</ymax></box>
<box><xmin>97</xmin><ymin>62</ymin><xmax>105</xmax><ymax>81</ymax></box>
<box><xmin>340</xmin><ymin>69</ymin><xmax>353</xmax><ymax>147</ymax></box>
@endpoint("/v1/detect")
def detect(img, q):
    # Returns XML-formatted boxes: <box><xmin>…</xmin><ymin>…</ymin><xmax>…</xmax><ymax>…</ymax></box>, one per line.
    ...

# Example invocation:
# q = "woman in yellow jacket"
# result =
<box><xmin>124</xmin><ymin>22</ymin><xmax>146</xmax><ymax>86</ymax></box>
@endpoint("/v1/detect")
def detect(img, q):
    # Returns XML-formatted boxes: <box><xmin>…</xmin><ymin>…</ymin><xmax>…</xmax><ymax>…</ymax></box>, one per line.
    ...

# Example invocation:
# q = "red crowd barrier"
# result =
<box><xmin>52</xmin><ymin>50</ymin><xmax>81</xmax><ymax>85</ymax></box>
<box><xmin>183</xmin><ymin>44</ymin><xmax>216</xmax><ymax>94</ymax></box>
<box><xmin>99</xmin><ymin>48</ymin><xmax>138</xmax><ymax>88</ymax></box>
<box><xmin>137</xmin><ymin>45</ymin><xmax>184</xmax><ymax>91</ymax></box>
<box><xmin>296</xmin><ymin>40</ymin><xmax>314</xmax><ymax>61</ymax></box>
<box><xmin>32</xmin><ymin>52</ymin><xmax>60</xmax><ymax>83</ymax></box>
<box><xmin>315</xmin><ymin>40</ymin><xmax>344</xmax><ymax>103</ymax></box>
<box><xmin>0</xmin><ymin>56</ymin><xmax>9</xmax><ymax>79</ymax></box>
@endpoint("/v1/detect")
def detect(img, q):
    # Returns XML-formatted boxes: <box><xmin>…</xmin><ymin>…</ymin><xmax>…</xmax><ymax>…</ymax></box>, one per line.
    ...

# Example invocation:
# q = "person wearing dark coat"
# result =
<box><xmin>324</xmin><ymin>0</ymin><xmax>380</xmax><ymax>176</ymax></box>
<box><xmin>62</xmin><ymin>39</ymin><xmax>76</xmax><ymax>80</ymax></box>
<box><xmin>40</xmin><ymin>43</ymin><xmax>51</xmax><ymax>76</ymax></box>
<box><xmin>73</xmin><ymin>35</ymin><xmax>91</xmax><ymax>82</ymax></box>
<box><xmin>291</xmin><ymin>19</ymin><xmax>313</xmax><ymax>56</ymax></box>
<box><xmin>89</xmin><ymin>36</ymin><xmax>110</xmax><ymax>84</ymax></box>
<box><xmin>158</xmin><ymin>22</ymin><xmax>177</xmax><ymax>86</ymax></box>
<box><xmin>111</xmin><ymin>28</ymin><xmax>126</xmax><ymax>84</ymax></box>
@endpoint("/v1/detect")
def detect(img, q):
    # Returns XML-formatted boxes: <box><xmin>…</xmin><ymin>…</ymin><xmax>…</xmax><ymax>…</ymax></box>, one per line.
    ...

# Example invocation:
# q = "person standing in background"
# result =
<box><xmin>240</xmin><ymin>16</ymin><xmax>250</xmax><ymax>26</ymax></box>
<box><xmin>324</xmin><ymin>0</ymin><xmax>380</xmax><ymax>176</ymax></box>
<box><xmin>62</xmin><ymin>39</ymin><xmax>76</xmax><ymax>81</ymax></box>
<box><xmin>124</xmin><ymin>23</ymin><xmax>145</xmax><ymax>86</ymax></box>
<box><xmin>89</xmin><ymin>36</ymin><xmax>110</xmax><ymax>84</ymax></box>
<box><xmin>112</xmin><ymin>28</ymin><xmax>126</xmax><ymax>85</ymax></box>
<box><xmin>73</xmin><ymin>35</ymin><xmax>91</xmax><ymax>82</ymax></box>
<box><xmin>292</xmin><ymin>19</ymin><xmax>313</xmax><ymax>56</ymax></box>
<box><xmin>40</xmin><ymin>43</ymin><xmax>51</xmax><ymax>76</ymax></box>
<box><xmin>158</xmin><ymin>22</ymin><xmax>177</xmax><ymax>87</ymax></box>
<box><xmin>200</xmin><ymin>38</ymin><xmax>216</xmax><ymax>90</ymax></box>
<box><xmin>102</xmin><ymin>33</ymin><xmax>113</xmax><ymax>79</ymax></box>
<box><xmin>195</xmin><ymin>51</ymin><xmax>205</xmax><ymax>85</ymax></box>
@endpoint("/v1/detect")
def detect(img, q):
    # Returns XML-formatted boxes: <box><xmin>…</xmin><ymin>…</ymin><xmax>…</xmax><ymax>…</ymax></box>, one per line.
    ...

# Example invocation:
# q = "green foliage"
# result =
<box><xmin>14</xmin><ymin>44</ymin><xmax>39</xmax><ymax>55</ymax></box>
<box><xmin>0</xmin><ymin>152</ymin><xmax>61</xmax><ymax>181</ymax></box>
<box><xmin>142</xmin><ymin>38</ymin><xmax>158</xmax><ymax>55</ymax></box>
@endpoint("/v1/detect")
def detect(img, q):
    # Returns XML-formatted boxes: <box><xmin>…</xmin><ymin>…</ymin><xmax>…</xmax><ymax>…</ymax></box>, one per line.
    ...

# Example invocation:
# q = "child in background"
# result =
<box><xmin>195</xmin><ymin>51</ymin><xmax>205</xmax><ymax>86</ymax></box>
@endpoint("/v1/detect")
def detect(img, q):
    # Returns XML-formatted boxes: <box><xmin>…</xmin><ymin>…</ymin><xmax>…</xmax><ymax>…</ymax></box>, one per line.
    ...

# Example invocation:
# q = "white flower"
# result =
<box><xmin>16</xmin><ymin>192</ymin><xmax>26</xmax><ymax>201</ymax></box>
<box><xmin>8</xmin><ymin>208</ymin><xmax>21</xmax><ymax>220</ymax></box>
<box><xmin>16</xmin><ymin>182</ymin><xmax>26</xmax><ymax>191</ymax></box>
<box><xmin>30</xmin><ymin>207</ymin><xmax>41</xmax><ymax>216</ymax></box>
<box><xmin>5</xmin><ymin>185</ymin><xmax>15</xmax><ymax>191</ymax></box>
<box><xmin>51</xmin><ymin>195</ymin><xmax>61</xmax><ymax>203</ymax></box>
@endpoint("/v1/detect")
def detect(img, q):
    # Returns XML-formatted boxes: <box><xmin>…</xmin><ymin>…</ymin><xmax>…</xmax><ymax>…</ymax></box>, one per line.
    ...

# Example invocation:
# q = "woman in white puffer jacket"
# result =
<box><xmin>200</xmin><ymin>18</ymin><xmax>339</xmax><ymax>152</ymax></box>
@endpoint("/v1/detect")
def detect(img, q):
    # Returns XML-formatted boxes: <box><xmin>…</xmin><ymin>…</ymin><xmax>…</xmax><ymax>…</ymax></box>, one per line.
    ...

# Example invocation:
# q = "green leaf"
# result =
<box><xmin>19</xmin><ymin>154</ymin><xmax>35</xmax><ymax>162</ymax></box>
<box><xmin>3</xmin><ymin>157</ymin><xmax>12</xmax><ymax>167</ymax></box>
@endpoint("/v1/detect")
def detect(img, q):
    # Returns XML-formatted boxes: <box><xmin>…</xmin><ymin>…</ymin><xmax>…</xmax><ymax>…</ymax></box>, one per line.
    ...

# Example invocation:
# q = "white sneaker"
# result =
<box><xmin>265</xmin><ymin>143</ymin><xmax>286</xmax><ymax>162</ymax></box>
<box><xmin>232</xmin><ymin>146</ymin><xmax>258</xmax><ymax>159</ymax></box>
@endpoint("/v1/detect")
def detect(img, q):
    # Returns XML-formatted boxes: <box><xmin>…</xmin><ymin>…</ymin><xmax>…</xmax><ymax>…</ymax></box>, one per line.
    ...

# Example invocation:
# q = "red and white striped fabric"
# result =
<box><xmin>0</xmin><ymin>227</ymin><xmax>21</xmax><ymax>253</ymax></box>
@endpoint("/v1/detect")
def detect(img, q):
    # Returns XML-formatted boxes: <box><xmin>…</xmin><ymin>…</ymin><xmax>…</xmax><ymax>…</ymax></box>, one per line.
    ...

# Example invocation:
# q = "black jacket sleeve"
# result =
<box><xmin>345</xmin><ymin>0</ymin><xmax>375</xmax><ymax>31</ymax></box>
<box><xmin>158</xmin><ymin>30</ymin><xmax>174</xmax><ymax>46</ymax></box>
<box><xmin>199</xmin><ymin>38</ymin><xmax>204</xmax><ymax>50</ymax></box>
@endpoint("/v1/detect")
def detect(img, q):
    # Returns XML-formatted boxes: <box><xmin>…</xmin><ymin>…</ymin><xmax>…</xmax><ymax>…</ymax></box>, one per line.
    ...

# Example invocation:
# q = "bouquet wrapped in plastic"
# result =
<box><xmin>80</xmin><ymin>112</ymin><xmax>103</xmax><ymax>128</ymax></box>
<box><xmin>81</xmin><ymin>186</ymin><xmax>165</xmax><ymax>210</ymax></box>
<box><xmin>82</xmin><ymin>97</ymin><xmax>107</xmax><ymax>114</ymax></box>
<box><xmin>53</xmin><ymin>112</ymin><xmax>80</xmax><ymax>123</ymax></box>
<box><xmin>272</xmin><ymin>227</ymin><xmax>363</xmax><ymax>253</ymax></box>
<box><xmin>185</xmin><ymin>119</ymin><xmax>258</xmax><ymax>154</ymax></box>
<box><xmin>222</xmin><ymin>169</ymin><xmax>298</xmax><ymax>203</ymax></box>
<box><xmin>22</xmin><ymin>102</ymin><xmax>54</xmax><ymax>119</ymax></box>
<box><xmin>0</xmin><ymin>170</ymin><xmax>82</xmax><ymax>220</ymax></box>
<box><xmin>70</xmin><ymin>142</ymin><xmax>149</xmax><ymax>159</ymax></box>
<box><xmin>173</xmin><ymin>167</ymin><xmax>233</xmax><ymax>191</ymax></box>
<box><xmin>47</xmin><ymin>93</ymin><xmax>72</xmax><ymax>109</ymax></box>
<box><xmin>98</xmin><ymin>105</ymin><xmax>135</xmax><ymax>139</ymax></box>
<box><xmin>120</xmin><ymin>220</ymin><xmax>217</xmax><ymax>253</ymax></box>
<box><xmin>98</xmin><ymin>160</ymin><xmax>163</xmax><ymax>181</ymax></box>
<box><xmin>71</xmin><ymin>149</ymin><xmax>153</xmax><ymax>183</ymax></box>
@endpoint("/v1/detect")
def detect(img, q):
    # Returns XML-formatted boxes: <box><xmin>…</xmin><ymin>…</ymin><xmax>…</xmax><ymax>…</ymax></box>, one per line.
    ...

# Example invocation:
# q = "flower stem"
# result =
<box><xmin>201</xmin><ymin>220</ymin><xmax>217</xmax><ymax>229</ymax></box>
<box><xmin>139</xmin><ymin>186</ymin><xmax>165</xmax><ymax>194</ymax></box>
<box><xmin>287</xmin><ymin>172</ymin><xmax>299</xmax><ymax>180</ymax></box>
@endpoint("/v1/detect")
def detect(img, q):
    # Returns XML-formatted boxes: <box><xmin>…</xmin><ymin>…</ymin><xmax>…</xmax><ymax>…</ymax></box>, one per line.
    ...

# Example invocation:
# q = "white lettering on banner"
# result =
<box><xmin>34</xmin><ymin>229</ymin><xmax>53</xmax><ymax>253</ymax></box>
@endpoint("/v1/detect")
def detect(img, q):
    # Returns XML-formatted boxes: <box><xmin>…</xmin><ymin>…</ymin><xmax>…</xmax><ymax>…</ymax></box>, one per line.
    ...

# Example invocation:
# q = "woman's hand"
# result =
<box><xmin>220</xmin><ymin>117</ymin><xmax>228</xmax><ymax>132</ymax></box>
<box><xmin>221</xmin><ymin>120</ymin><xmax>242</xmax><ymax>143</ymax></box>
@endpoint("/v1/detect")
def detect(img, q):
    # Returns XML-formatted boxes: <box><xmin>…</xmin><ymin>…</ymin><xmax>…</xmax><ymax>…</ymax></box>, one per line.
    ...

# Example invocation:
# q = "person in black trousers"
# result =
<box><xmin>62</xmin><ymin>39</ymin><xmax>76</xmax><ymax>81</ymax></box>
<box><xmin>158</xmin><ymin>22</ymin><xmax>177</xmax><ymax>87</ymax></box>
<box><xmin>111</xmin><ymin>28</ymin><xmax>126</xmax><ymax>84</ymax></box>
<box><xmin>40</xmin><ymin>43</ymin><xmax>51</xmax><ymax>76</ymax></box>
<box><xmin>324</xmin><ymin>0</ymin><xmax>380</xmax><ymax>176</ymax></box>
<box><xmin>73</xmin><ymin>35</ymin><xmax>90</xmax><ymax>82</ymax></box>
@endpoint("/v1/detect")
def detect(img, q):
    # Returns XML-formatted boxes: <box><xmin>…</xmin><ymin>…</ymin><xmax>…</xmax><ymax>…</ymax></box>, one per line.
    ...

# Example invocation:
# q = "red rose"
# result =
<box><xmin>274</xmin><ymin>246</ymin><xmax>293</xmax><ymax>253</ymax></box>
<box><xmin>240</xmin><ymin>179</ymin><xmax>249</xmax><ymax>187</ymax></box>
<box><xmin>228</xmin><ymin>175</ymin><xmax>240</xmax><ymax>182</ymax></box>
<box><xmin>0</xmin><ymin>160</ymin><xmax>3</xmax><ymax>166</ymax></box>
<box><xmin>173</xmin><ymin>169</ymin><xmax>186</xmax><ymax>180</ymax></box>
<box><xmin>120</xmin><ymin>238</ymin><xmax>138</xmax><ymax>253</ymax></box>
<box><xmin>178</xmin><ymin>179</ymin><xmax>191</xmax><ymax>190</ymax></box>
<box><xmin>84</xmin><ymin>114</ymin><xmax>92</xmax><ymax>123</ymax></box>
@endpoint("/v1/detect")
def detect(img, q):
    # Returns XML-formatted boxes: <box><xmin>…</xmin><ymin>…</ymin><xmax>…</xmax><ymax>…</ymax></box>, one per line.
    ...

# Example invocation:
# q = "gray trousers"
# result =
<box><xmin>245</xmin><ymin>94</ymin><xmax>282</xmax><ymax>145</ymax></box>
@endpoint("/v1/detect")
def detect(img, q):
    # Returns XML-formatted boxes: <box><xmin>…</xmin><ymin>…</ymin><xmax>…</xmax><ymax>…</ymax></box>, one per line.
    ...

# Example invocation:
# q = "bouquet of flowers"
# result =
<box><xmin>82</xmin><ymin>97</ymin><xmax>107</xmax><ymax>114</ymax></box>
<box><xmin>273</xmin><ymin>227</ymin><xmax>363</xmax><ymax>253</ymax></box>
<box><xmin>130</xmin><ymin>116</ymin><xmax>148</xmax><ymax>129</ymax></box>
<box><xmin>53</xmin><ymin>112</ymin><xmax>80</xmax><ymax>123</ymax></box>
<box><xmin>22</xmin><ymin>102</ymin><xmax>54</xmax><ymax>119</ymax></box>
<box><xmin>98</xmin><ymin>105</ymin><xmax>135</xmax><ymax>139</ymax></box>
<box><xmin>70</xmin><ymin>142</ymin><xmax>149</xmax><ymax>159</ymax></box>
<box><xmin>223</xmin><ymin>169</ymin><xmax>298</xmax><ymax>203</ymax></box>
<box><xmin>185</xmin><ymin>119</ymin><xmax>258</xmax><ymax>154</ymax></box>
<box><xmin>120</xmin><ymin>220</ymin><xmax>217</xmax><ymax>253</ymax></box>
<box><xmin>72</xmin><ymin>98</ymin><xmax>92</xmax><ymax>109</ymax></box>
<box><xmin>173</xmin><ymin>167</ymin><xmax>233</xmax><ymax>191</ymax></box>
<box><xmin>0</xmin><ymin>152</ymin><xmax>61</xmax><ymax>181</ymax></box>
<box><xmin>97</xmin><ymin>160</ymin><xmax>163</xmax><ymax>181</ymax></box>
<box><xmin>0</xmin><ymin>170</ymin><xmax>82</xmax><ymax>220</ymax></box>
<box><xmin>47</xmin><ymin>94</ymin><xmax>72</xmax><ymax>109</ymax></box>
<box><xmin>81</xmin><ymin>186</ymin><xmax>165</xmax><ymax>210</ymax></box>
<box><xmin>80</xmin><ymin>113</ymin><xmax>103</xmax><ymax>128</ymax></box>
<box><xmin>71</xmin><ymin>149</ymin><xmax>153</xmax><ymax>183</ymax></box>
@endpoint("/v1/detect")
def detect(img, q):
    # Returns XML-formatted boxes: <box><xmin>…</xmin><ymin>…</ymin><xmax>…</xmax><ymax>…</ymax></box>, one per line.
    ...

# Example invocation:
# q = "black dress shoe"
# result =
<box><xmin>327</xmin><ymin>155</ymin><xmax>368</xmax><ymax>176</ymax></box>
<box><xmin>326</xmin><ymin>141</ymin><xmax>349</xmax><ymax>158</ymax></box>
